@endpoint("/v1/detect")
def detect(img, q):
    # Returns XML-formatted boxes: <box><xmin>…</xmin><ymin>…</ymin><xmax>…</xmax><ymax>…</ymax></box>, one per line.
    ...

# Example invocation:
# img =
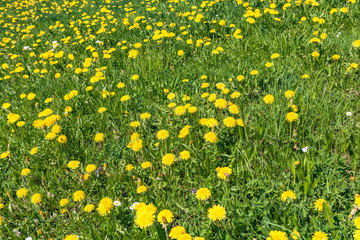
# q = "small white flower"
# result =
<box><xmin>130</xmin><ymin>202</ymin><xmax>139</xmax><ymax>210</ymax></box>
<box><xmin>23</xmin><ymin>46</ymin><xmax>32</xmax><ymax>50</ymax></box>
<box><xmin>25</xmin><ymin>237</ymin><xmax>33</xmax><ymax>240</ymax></box>
<box><xmin>346</xmin><ymin>112</ymin><xmax>352</xmax><ymax>116</ymax></box>
<box><xmin>336</xmin><ymin>32</ymin><xmax>341</xmax><ymax>37</ymax></box>
<box><xmin>52</xmin><ymin>41</ymin><xmax>59</xmax><ymax>48</ymax></box>
<box><xmin>113</xmin><ymin>201</ymin><xmax>121</xmax><ymax>206</ymax></box>
<box><xmin>302</xmin><ymin>147</ymin><xmax>309</xmax><ymax>153</ymax></box>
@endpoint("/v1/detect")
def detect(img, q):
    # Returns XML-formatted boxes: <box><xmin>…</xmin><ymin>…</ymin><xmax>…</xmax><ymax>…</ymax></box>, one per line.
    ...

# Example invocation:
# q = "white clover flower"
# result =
<box><xmin>25</xmin><ymin>237</ymin><xmax>33</xmax><ymax>240</ymax></box>
<box><xmin>302</xmin><ymin>147</ymin><xmax>309</xmax><ymax>153</ymax></box>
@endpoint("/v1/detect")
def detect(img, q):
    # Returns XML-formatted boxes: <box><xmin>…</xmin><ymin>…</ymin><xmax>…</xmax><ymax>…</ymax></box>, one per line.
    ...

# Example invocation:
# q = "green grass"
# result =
<box><xmin>0</xmin><ymin>0</ymin><xmax>360</xmax><ymax>239</ymax></box>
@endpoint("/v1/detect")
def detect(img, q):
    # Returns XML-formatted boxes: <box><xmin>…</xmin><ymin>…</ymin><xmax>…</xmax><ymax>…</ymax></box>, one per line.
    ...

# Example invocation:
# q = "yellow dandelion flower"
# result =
<box><xmin>268</xmin><ymin>230</ymin><xmax>288</xmax><ymax>240</ymax></box>
<box><xmin>207</xmin><ymin>204</ymin><xmax>226</xmax><ymax>221</ymax></box>
<box><xmin>46</xmin><ymin>132</ymin><xmax>57</xmax><ymax>140</ymax></box>
<box><xmin>59</xmin><ymin>199</ymin><xmax>69</xmax><ymax>207</ymax></box>
<box><xmin>208</xmin><ymin>93</ymin><xmax>217</xmax><ymax>102</ymax></box>
<box><xmin>95</xmin><ymin>133</ymin><xmax>105</xmax><ymax>142</ymax></box>
<box><xmin>130</xmin><ymin>121</ymin><xmax>140</xmax><ymax>127</ymax></box>
<box><xmin>188</xmin><ymin>106</ymin><xmax>197</xmax><ymax>113</ymax></box>
<box><xmin>141</xmin><ymin>161</ymin><xmax>152</xmax><ymax>169</ymax></box>
<box><xmin>140</xmin><ymin>112</ymin><xmax>151</xmax><ymax>119</ymax></box>
<box><xmin>271</xmin><ymin>53</ymin><xmax>280</xmax><ymax>59</ymax></box>
<box><xmin>57</xmin><ymin>135</ymin><xmax>67</xmax><ymax>143</ymax></box>
<box><xmin>97</xmin><ymin>197</ymin><xmax>113</xmax><ymax>216</ymax></box>
<box><xmin>64</xmin><ymin>234</ymin><xmax>79</xmax><ymax>240</ymax></box>
<box><xmin>236</xmin><ymin>119</ymin><xmax>245</xmax><ymax>127</ymax></box>
<box><xmin>16</xmin><ymin>188</ymin><xmax>28</xmax><ymax>198</ymax></box>
<box><xmin>314</xmin><ymin>199</ymin><xmax>326</xmax><ymax>211</ymax></box>
<box><xmin>291</xmin><ymin>229</ymin><xmax>300</xmax><ymax>240</ymax></box>
<box><xmin>178</xmin><ymin>234</ymin><xmax>192</xmax><ymax>240</ymax></box>
<box><xmin>157</xmin><ymin>209</ymin><xmax>174</xmax><ymax>225</ymax></box>
<box><xmin>67</xmin><ymin>161</ymin><xmax>80</xmax><ymax>169</ymax></box>
<box><xmin>263</xmin><ymin>94</ymin><xmax>275</xmax><ymax>104</ymax></box>
<box><xmin>205</xmin><ymin>118</ymin><xmax>219</xmax><ymax>128</ymax></box>
<box><xmin>51</xmin><ymin>125</ymin><xmax>61</xmax><ymax>133</ymax></box>
<box><xmin>179</xmin><ymin>150</ymin><xmax>190</xmax><ymax>160</ymax></box>
<box><xmin>216</xmin><ymin>167</ymin><xmax>232</xmax><ymax>179</ymax></box>
<box><xmin>250</xmin><ymin>70</ymin><xmax>258</xmax><ymax>75</ymax></box>
<box><xmin>162</xmin><ymin>154</ymin><xmax>175</xmax><ymax>166</ymax></box>
<box><xmin>214</xmin><ymin>99</ymin><xmax>227</xmax><ymax>109</ymax></box>
<box><xmin>135</xmin><ymin>211</ymin><xmax>155</xmax><ymax>229</ymax></box>
<box><xmin>353</xmin><ymin>40</ymin><xmax>360</xmax><ymax>48</ymax></box>
<box><xmin>126</xmin><ymin>164</ymin><xmax>134</xmax><ymax>171</ymax></box>
<box><xmin>31</xmin><ymin>193</ymin><xmax>41</xmax><ymax>204</ymax></box>
<box><xmin>73</xmin><ymin>191</ymin><xmax>85</xmax><ymax>202</ymax></box>
<box><xmin>354</xmin><ymin>217</ymin><xmax>360</xmax><ymax>229</ymax></box>
<box><xmin>16</xmin><ymin>121</ymin><xmax>25</xmax><ymax>127</ymax></box>
<box><xmin>286</xmin><ymin>112</ymin><xmax>299</xmax><ymax>123</ymax></box>
<box><xmin>174</xmin><ymin>106</ymin><xmax>186</xmax><ymax>116</ymax></box>
<box><xmin>169</xmin><ymin>226</ymin><xmax>186</xmax><ymax>239</ymax></box>
<box><xmin>353</xmin><ymin>229</ymin><xmax>360</xmax><ymax>240</ymax></box>
<box><xmin>281</xmin><ymin>190</ymin><xmax>296</xmax><ymax>202</ymax></box>
<box><xmin>228</xmin><ymin>104</ymin><xmax>239</xmax><ymax>115</ymax></box>
<box><xmin>236</xmin><ymin>75</ymin><xmax>245</xmax><ymax>81</ymax></box>
<box><xmin>284</xmin><ymin>90</ymin><xmax>295</xmax><ymax>99</ymax></box>
<box><xmin>223</xmin><ymin>117</ymin><xmax>237</xmax><ymax>128</ymax></box>
<box><xmin>2</xmin><ymin>103</ymin><xmax>10</xmax><ymax>109</ymax></box>
<box><xmin>312</xmin><ymin>231</ymin><xmax>328</xmax><ymax>240</ymax></box>
<box><xmin>84</xmin><ymin>204</ymin><xmax>95</xmax><ymax>213</ymax></box>
<box><xmin>196</xmin><ymin>188</ymin><xmax>211</xmax><ymax>201</ymax></box>
<box><xmin>128</xmin><ymin>49</ymin><xmax>139</xmax><ymax>58</ymax></box>
<box><xmin>137</xmin><ymin>186</ymin><xmax>148</xmax><ymax>193</ymax></box>
<box><xmin>231</xmin><ymin>92</ymin><xmax>241</xmax><ymax>99</ymax></box>
<box><xmin>204</xmin><ymin>132</ymin><xmax>217</xmax><ymax>143</ymax></box>
<box><xmin>86</xmin><ymin>164</ymin><xmax>96</xmax><ymax>173</ymax></box>
<box><xmin>265</xmin><ymin>62</ymin><xmax>273</xmax><ymax>68</ymax></box>
<box><xmin>21</xmin><ymin>168</ymin><xmax>31</xmax><ymax>176</ymax></box>
<box><xmin>98</xmin><ymin>107</ymin><xmax>107</xmax><ymax>113</ymax></box>
<box><xmin>157</xmin><ymin>130</ymin><xmax>169</xmax><ymax>140</ymax></box>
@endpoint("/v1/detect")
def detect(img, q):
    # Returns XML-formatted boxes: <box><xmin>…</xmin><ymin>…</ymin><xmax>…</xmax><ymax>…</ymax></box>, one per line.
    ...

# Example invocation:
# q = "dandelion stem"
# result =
<box><xmin>164</xmin><ymin>225</ymin><xmax>169</xmax><ymax>240</ymax></box>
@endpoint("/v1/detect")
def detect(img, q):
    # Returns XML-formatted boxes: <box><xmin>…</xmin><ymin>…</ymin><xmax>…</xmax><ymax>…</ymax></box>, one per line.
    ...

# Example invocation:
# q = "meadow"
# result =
<box><xmin>0</xmin><ymin>0</ymin><xmax>360</xmax><ymax>239</ymax></box>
